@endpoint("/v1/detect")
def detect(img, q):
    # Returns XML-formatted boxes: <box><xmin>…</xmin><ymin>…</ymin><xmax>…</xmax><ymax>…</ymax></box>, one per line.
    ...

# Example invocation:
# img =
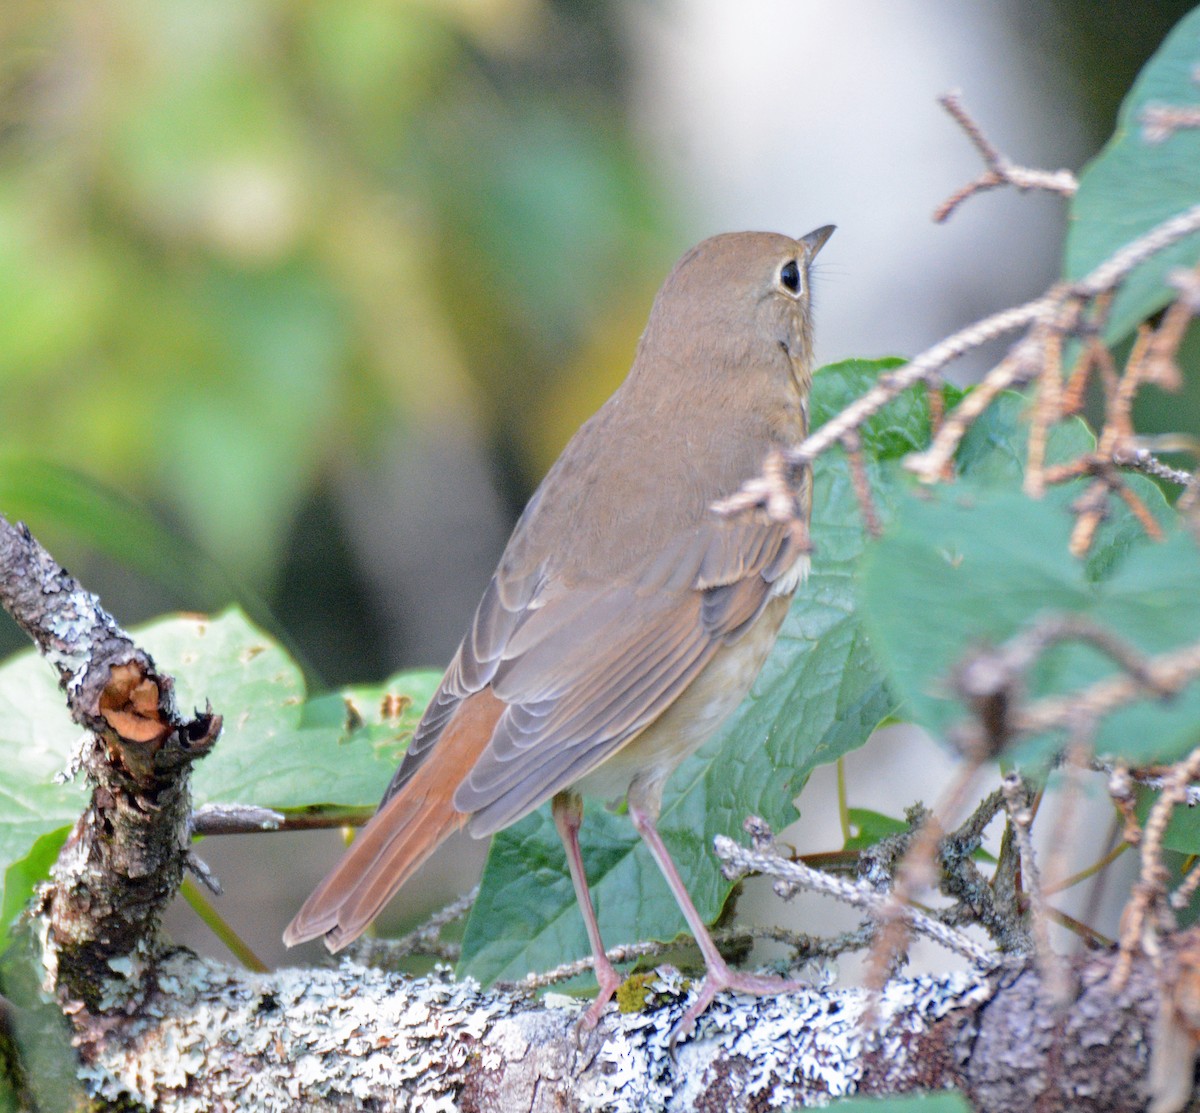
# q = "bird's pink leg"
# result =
<box><xmin>627</xmin><ymin>793</ymin><xmax>804</xmax><ymax>1040</ymax></box>
<box><xmin>552</xmin><ymin>791</ymin><xmax>623</xmax><ymax>1028</ymax></box>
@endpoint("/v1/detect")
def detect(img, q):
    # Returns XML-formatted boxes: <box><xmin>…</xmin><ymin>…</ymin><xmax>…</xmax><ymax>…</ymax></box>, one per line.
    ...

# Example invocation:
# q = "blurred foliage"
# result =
<box><xmin>1040</xmin><ymin>0</ymin><xmax>1200</xmax><ymax>476</ymax></box>
<box><xmin>1065</xmin><ymin>4</ymin><xmax>1200</xmax><ymax>344</ymax></box>
<box><xmin>1034</xmin><ymin>0</ymin><xmax>1200</xmax><ymax>144</ymax></box>
<box><xmin>0</xmin><ymin>0</ymin><xmax>673</xmax><ymax>679</ymax></box>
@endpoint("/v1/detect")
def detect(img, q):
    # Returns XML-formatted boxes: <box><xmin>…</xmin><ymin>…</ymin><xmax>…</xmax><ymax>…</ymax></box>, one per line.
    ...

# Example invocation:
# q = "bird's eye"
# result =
<box><xmin>779</xmin><ymin>259</ymin><xmax>801</xmax><ymax>295</ymax></box>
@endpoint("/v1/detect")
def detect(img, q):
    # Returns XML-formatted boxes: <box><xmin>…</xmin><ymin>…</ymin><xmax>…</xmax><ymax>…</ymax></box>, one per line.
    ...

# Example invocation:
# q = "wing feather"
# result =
<box><xmin>388</xmin><ymin>509</ymin><xmax>804</xmax><ymax>826</ymax></box>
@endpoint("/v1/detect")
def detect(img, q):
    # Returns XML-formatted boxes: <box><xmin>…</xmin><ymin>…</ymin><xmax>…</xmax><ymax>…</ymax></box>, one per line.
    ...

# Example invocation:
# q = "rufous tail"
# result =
<box><xmin>283</xmin><ymin>688</ymin><xmax>504</xmax><ymax>952</ymax></box>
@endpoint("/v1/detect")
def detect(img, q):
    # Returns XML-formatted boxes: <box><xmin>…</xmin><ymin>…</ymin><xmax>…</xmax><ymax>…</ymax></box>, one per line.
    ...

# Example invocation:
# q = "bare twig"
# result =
<box><xmin>1108</xmin><ymin>764</ymin><xmax>1146</xmax><ymax>846</ymax></box>
<box><xmin>775</xmin><ymin>295</ymin><xmax>1054</xmax><ymax>479</ymax></box>
<box><xmin>1114</xmin><ymin>745</ymin><xmax>1200</xmax><ymax>987</ymax></box>
<box><xmin>912</xmin><ymin>331</ymin><xmax>1049</xmax><ymax>485</ymax></box>
<box><xmin>1171</xmin><ymin>859</ymin><xmax>1200</xmax><ymax>913</ymax></box>
<box><xmin>842</xmin><ymin>430</ymin><xmax>882</xmax><ymax>538</ymax></box>
<box><xmin>999</xmin><ymin>776</ymin><xmax>1043</xmax><ymax>921</ymax></box>
<box><xmin>191</xmin><ymin>803</ymin><xmax>285</xmax><ymax>835</ymax></box>
<box><xmin>934</xmin><ymin>91</ymin><xmax>1078</xmax><ymax>222</ymax></box>
<box><xmin>712</xmin><ymin>834</ymin><xmax>993</xmax><ymax>966</ymax></box>
<box><xmin>1073</xmin><ymin>202</ymin><xmax>1200</xmax><ymax>299</ymax></box>
<box><xmin>950</xmin><ymin>613</ymin><xmax>1162</xmax><ymax>759</ymax></box>
<box><xmin>1115</xmin><ymin>445</ymin><xmax>1197</xmax><ymax>490</ymax></box>
<box><xmin>383</xmin><ymin>886</ymin><xmax>478</xmax><ymax>961</ymax></box>
<box><xmin>1025</xmin><ymin>329</ymin><xmax>1064</xmax><ymax>497</ymax></box>
<box><xmin>191</xmin><ymin>803</ymin><xmax>372</xmax><ymax>835</ymax></box>
<box><xmin>1001</xmin><ymin>773</ymin><xmax>1064</xmax><ymax>998</ymax></box>
<box><xmin>1141</xmin><ymin>103</ymin><xmax>1200</xmax><ymax>143</ymax></box>
<box><xmin>859</xmin><ymin>763</ymin><xmax>992</xmax><ymax>1001</ymax></box>
<box><xmin>1106</xmin><ymin>762</ymin><xmax>1200</xmax><ymax>809</ymax></box>
<box><xmin>1014</xmin><ymin>639</ymin><xmax>1200</xmax><ymax>739</ymax></box>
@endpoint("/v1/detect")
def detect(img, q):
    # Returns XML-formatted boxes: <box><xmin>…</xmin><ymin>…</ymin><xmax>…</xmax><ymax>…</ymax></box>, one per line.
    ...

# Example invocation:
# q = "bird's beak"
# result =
<box><xmin>800</xmin><ymin>225</ymin><xmax>836</xmax><ymax>258</ymax></box>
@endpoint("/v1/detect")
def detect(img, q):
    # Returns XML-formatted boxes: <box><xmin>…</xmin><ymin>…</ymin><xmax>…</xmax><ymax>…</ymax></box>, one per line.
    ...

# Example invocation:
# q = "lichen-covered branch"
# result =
<box><xmin>0</xmin><ymin>514</ymin><xmax>220</xmax><ymax>1007</ymax></box>
<box><xmin>62</xmin><ymin>930</ymin><xmax>1185</xmax><ymax>1112</ymax></box>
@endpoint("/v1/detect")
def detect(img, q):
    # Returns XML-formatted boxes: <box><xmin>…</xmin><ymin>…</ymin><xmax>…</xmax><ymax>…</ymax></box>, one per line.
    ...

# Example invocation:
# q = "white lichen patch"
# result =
<box><xmin>70</xmin><ymin>948</ymin><xmax>995</xmax><ymax>1112</ymax></box>
<box><xmin>570</xmin><ymin>967</ymin><xmax>994</xmax><ymax>1112</ymax></box>
<box><xmin>45</xmin><ymin>592</ymin><xmax>109</xmax><ymax>697</ymax></box>
<box><xmin>76</xmin><ymin>952</ymin><xmax>518</xmax><ymax>1112</ymax></box>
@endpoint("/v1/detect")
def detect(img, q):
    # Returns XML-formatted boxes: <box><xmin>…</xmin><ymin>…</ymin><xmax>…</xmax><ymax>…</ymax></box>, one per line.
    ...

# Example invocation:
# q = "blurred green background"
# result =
<box><xmin>0</xmin><ymin>0</ymin><xmax>678</xmax><ymax>683</ymax></box>
<box><xmin>1</xmin><ymin>0</ymin><xmax>1196</xmax><ymax>687</ymax></box>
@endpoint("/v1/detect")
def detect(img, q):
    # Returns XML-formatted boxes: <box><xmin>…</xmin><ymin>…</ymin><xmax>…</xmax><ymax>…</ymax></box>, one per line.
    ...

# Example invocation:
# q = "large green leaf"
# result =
<box><xmin>142</xmin><ymin>610</ymin><xmax>438</xmax><ymax>811</ymax></box>
<box><xmin>857</xmin><ymin>480</ymin><xmax>1193</xmax><ymax>767</ymax></box>
<box><xmin>0</xmin><ymin>608</ymin><xmax>439</xmax><ymax>938</ymax></box>
<box><xmin>459</xmin><ymin>358</ymin><xmax>919</xmax><ymax>984</ymax></box>
<box><xmin>1065</xmin><ymin>5</ymin><xmax>1200</xmax><ymax>344</ymax></box>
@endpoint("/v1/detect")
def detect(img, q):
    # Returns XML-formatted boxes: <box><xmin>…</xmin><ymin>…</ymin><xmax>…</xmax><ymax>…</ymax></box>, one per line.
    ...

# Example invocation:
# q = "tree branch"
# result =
<box><xmin>58</xmin><ymin>929</ymin><xmax>1186</xmax><ymax>1111</ymax></box>
<box><xmin>0</xmin><ymin>514</ymin><xmax>220</xmax><ymax>1007</ymax></box>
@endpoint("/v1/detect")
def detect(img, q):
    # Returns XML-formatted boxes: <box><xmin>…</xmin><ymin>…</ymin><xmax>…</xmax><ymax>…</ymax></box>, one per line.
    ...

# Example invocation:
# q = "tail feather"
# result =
<box><xmin>283</xmin><ymin>687</ymin><xmax>505</xmax><ymax>951</ymax></box>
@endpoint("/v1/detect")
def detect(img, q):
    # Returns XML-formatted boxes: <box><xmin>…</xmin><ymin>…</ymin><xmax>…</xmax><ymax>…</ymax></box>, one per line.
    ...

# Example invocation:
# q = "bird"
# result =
<box><xmin>284</xmin><ymin>225</ymin><xmax>835</xmax><ymax>1036</ymax></box>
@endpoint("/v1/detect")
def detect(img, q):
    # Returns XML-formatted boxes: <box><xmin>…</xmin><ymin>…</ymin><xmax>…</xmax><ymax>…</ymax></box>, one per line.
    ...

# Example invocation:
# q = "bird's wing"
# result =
<box><xmin>385</xmin><ymin>509</ymin><xmax>804</xmax><ymax>834</ymax></box>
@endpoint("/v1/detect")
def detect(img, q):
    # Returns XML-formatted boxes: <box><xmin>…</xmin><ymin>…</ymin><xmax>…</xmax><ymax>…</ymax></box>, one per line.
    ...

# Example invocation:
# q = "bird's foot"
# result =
<box><xmin>577</xmin><ymin>958</ymin><xmax>625</xmax><ymax>1030</ymax></box>
<box><xmin>671</xmin><ymin>962</ymin><xmax>804</xmax><ymax>1044</ymax></box>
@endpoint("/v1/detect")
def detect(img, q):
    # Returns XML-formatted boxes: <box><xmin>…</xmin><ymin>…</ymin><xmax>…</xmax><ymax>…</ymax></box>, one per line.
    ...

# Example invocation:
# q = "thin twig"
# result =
<box><xmin>1043</xmin><ymin>838</ymin><xmax>1131</xmax><ymax>898</ymax></box>
<box><xmin>1025</xmin><ymin>329</ymin><xmax>1064</xmax><ymax>497</ymax></box>
<box><xmin>191</xmin><ymin>804</ymin><xmax>371</xmax><ymax>835</ymax></box>
<box><xmin>347</xmin><ymin>887</ymin><xmax>480</xmax><ymax>966</ymax></box>
<box><xmin>1115</xmin><ymin>445</ymin><xmax>1197</xmax><ymax>490</ymax></box>
<box><xmin>1074</xmin><ymin>202</ymin><xmax>1200</xmax><ymax>299</ymax></box>
<box><xmin>1107</xmin><ymin>764</ymin><xmax>1145</xmax><ymax>846</ymax></box>
<box><xmin>390</xmin><ymin>886</ymin><xmax>479</xmax><ymax>958</ymax></box>
<box><xmin>783</xmin><ymin>296</ymin><xmax>1053</xmax><ymax>473</ymax></box>
<box><xmin>950</xmin><ymin>613</ymin><xmax>1164</xmax><ymax>758</ymax></box>
<box><xmin>842</xmin><ymin>430</ymin><xmax>882</xmax><ymax>537</ymax></box>
<box><xmin>1000</xmin><ymin>773</ymin><xmax>1061</xmax><ymax>995</ymax></box>
<box><xmin>191</xmin><ymin>803</ymin><xmax>286</xmax><ymax>835</ymax></box>
<box><xmin>934</xmin><ymin>91</ymin><xmax>1078</xmax><ymax>222</ymax></box>
<box><xmin>1141</xmin><ymin>103</ymin><xmax>1200</xmax><ymax>143</ymax></box>
<box><xmin>1107</xmin><ymin>762</ymin><xmax>1200</xmax><ymax>809</ymax></box>
<box><xmin>861</xmin><ymin>763</ymin><xmax>990</xmax><ymax>999</ymax></box>
<box><xmin>712</xmin><ymin>835</ymin><xmax>993</xmax><ymax>965</ymax></box>
<box><xmin>910</xmin><ymin>332</ymin><xmax>1048</xmax><ymax>484</ymax></box>
<box><xmin>1015</xmin><ymin>639</ymin><xmax>1200</xmax><ymax>738</ymax></box>
<box><xmin>1114</xmin><ymin>745</ymin><xmax>1200</xmax><ymax>987</ymax></box>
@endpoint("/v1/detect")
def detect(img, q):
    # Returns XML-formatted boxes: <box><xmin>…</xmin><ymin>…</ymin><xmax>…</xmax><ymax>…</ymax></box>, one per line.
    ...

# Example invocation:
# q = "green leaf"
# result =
<box><xmin>1135</xmin><ymin>784</ymin><xmax>1200</xmax><ymax>858</ymax></box>
<box><xmin>0</xmin><ymin>829</ymin><xmax>69</xmax><ymax>949</ymax></box>
<box><xmin>0</xmin><ymin>608</ymin><xmax>439</xmax><ymax>925</ymax></box>
<box><xmin>843</xmin><ymin>807</ymin><xmax>909</xmax><ymax>852</ymax></box>
<box><xmin>1</xmin><ymin>828</ymin><xmax>70</xmax><ymax>954</ymax></box>
<box><xmin>1065</xmin><ymin>5</ymin><xmax>1200</xmax><ymax>345</ymax></box>
<box><xmin>0</xmin><ymin>651</ymin><xmax>90</xmax><ymax>936</ymax></box>
<box><xmin>135</xmin><ymin>610</ymin><xmax>438</xmax><ymax>812</ymax></box>
<box><xmin>824</xmin><ymin>1093</ymin><xmax>973</xmax><ymax>1112</ymax></box>
<box><xmin>858</xmin><ymin>479</ymin><xmax>1197</xmax><ymax>767</ymax></box>
<box><xmin>810</xmin><ymin>358</ymin><xmax>963</xmax><ymax>462</ymax></box>
<box><xmin>460</xmin><ymin>358</ymin><xmax>922</xmax><ymax>984</ymax></box>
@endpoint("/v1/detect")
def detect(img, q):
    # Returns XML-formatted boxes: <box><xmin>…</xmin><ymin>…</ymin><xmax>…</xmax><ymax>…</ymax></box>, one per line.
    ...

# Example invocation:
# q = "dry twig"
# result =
<box><xmin>712</xmin><ymin>829</ymin><xmax>993</xmax><ymax>966</ymax></box>
<box><xmin>1141</xmin><ymin>103</ymin><xmax>1200</xmax><ymax>143</ymax></box>
<box><xmin>934</xmin><ymin>91</ymin><xmax>1078</xmax><ymax>222</ymax></box>
<box><xmin>1114</xmin><ymin>746</ymin><xmax>1200</xmax><ymax>988</ymax></box>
